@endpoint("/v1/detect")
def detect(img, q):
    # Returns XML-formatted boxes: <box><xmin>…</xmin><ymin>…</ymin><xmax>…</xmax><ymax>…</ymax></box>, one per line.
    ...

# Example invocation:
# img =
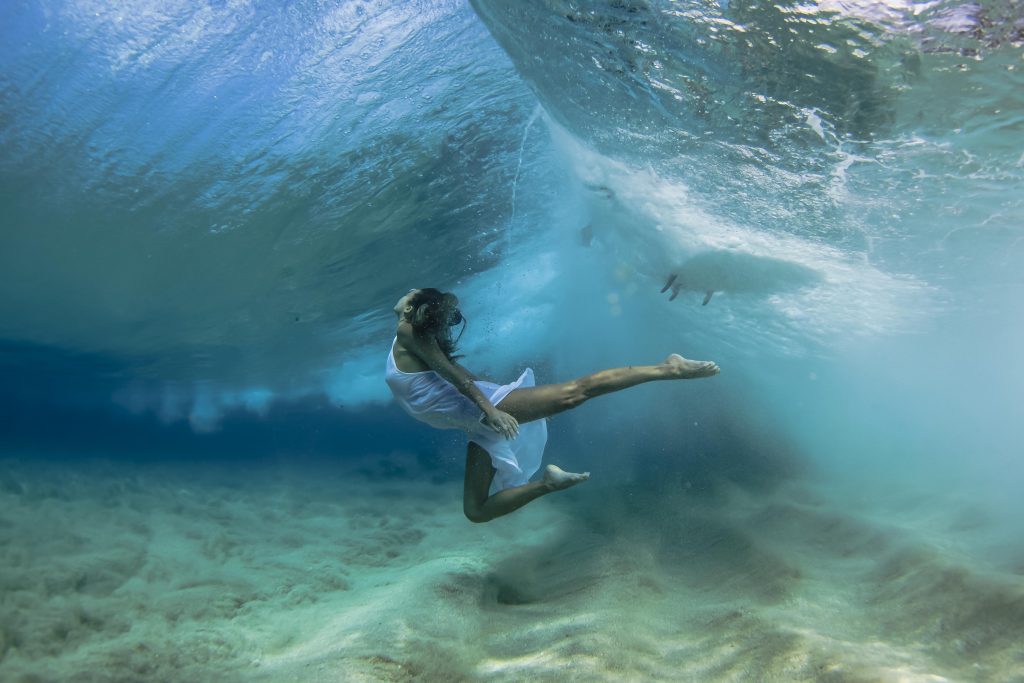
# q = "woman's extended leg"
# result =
<box><xmin>462</xmin><ymin>442</ymin><xmax>588</xmax><ymax>523</ymax></box>
<box><xmin>497</xmin><ymin>354</ymin><xmax>718</xmax><ymax>424</ymax></box>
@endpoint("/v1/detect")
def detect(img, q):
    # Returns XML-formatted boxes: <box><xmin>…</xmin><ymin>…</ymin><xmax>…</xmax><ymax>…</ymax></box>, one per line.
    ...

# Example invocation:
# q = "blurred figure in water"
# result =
<box><xmin>385</xmin><ymin>288</ymin><xmax>719</xmax><ymax>523</ymax></box>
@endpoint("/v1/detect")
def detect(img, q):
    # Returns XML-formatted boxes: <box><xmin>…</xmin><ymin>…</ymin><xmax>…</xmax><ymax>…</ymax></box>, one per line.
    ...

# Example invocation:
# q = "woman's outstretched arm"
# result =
<box><xmin>397</xmin><ymin>325</ymin><xmax>519</xmax><ymax>438</ymax></box>
<box><xmin>453</xmin><ymin>360</ymin><xmax>494</xmax><ymax>383</ymax></box>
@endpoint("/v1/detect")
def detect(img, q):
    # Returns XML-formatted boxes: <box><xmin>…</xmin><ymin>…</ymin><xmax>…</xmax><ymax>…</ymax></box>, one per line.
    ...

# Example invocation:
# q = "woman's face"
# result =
<box><xmin>394</xmin><ymin>289</ymin><xmax>419</xmax><ymax>317</ymax></box>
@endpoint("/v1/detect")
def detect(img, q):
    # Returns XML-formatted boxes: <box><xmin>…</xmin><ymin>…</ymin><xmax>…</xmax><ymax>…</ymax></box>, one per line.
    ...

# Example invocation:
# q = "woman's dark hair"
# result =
<box><xmin>408</xmin><ymin>288</ymin><xmax>466</xmax><ymax>359</ymax></box>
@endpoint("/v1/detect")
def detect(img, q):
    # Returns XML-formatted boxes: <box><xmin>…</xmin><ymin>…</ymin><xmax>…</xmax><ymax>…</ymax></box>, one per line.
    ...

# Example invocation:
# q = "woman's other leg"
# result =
<box><xmin>462</xmin><ymin>443</ymin><xmax>587</xmax><ymax>523</ymax></box>
<box><xmin>497</xmin><ymin>354</ymin><xmax>718</xmax><ymax>424</ymax></box>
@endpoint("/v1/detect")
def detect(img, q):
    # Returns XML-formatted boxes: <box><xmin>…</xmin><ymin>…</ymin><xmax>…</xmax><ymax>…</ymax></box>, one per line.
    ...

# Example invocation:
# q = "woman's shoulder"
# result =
<box><xmin>396</xmin><ymin>321</ymin><xmax>432</xmax><ymax>353</ymax></box>
<box><xmin>393</xmin><ymin>324</ymin><xmax>435</xmax><ymax>373</ymax></box>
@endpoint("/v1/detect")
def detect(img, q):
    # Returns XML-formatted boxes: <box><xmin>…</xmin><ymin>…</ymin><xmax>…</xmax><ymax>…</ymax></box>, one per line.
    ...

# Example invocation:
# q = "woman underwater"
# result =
<box><xmin>385</xmin><ymin>288</ymin><xmax>720</xmax><ymax>523</ymax></box>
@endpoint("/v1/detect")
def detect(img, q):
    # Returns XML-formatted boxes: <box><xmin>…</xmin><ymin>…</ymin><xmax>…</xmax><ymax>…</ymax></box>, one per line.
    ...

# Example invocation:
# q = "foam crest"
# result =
<box><xmin>552</xmin><ymin>125</ymin><xmax>934</xmax><ymax>351</ymax></box>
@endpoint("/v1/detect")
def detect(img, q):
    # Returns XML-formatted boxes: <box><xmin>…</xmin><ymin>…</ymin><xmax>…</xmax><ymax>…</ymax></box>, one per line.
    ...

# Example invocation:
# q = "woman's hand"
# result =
<box><xmin>481</xmin><ymin>409</ymin><xmax>519</xmax><ymax>440</ymax></box>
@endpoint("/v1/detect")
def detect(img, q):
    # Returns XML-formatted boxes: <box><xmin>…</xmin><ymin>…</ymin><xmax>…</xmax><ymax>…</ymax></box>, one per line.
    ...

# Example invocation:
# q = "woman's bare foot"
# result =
<box><xmin>543</xmin><ymin>464</ymin><xmax>590</xmax><ymax>491</ymax></box>
<box><xmin>664</xmin><ymin>353</ymin><xmax>720</xmax><ymax>379</ymax></box>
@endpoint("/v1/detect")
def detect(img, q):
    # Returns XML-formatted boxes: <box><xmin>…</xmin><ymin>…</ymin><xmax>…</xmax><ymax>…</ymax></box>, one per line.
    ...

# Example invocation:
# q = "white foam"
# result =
<box><xmin>549</xmin><ymin>124</ymin><xmax>934</xmax><ymax>350</ymax></box>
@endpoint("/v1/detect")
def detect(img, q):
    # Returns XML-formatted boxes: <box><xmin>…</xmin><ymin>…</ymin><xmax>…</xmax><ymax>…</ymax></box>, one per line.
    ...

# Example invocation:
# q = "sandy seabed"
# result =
<box><xmin>1</xmin><ymin>453</ymin><xmax>1022</xmax><ymax>683</ymax></box>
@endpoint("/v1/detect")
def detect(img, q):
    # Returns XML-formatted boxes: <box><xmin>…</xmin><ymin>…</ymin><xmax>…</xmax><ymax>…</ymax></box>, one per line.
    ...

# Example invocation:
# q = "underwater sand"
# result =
<box><xmin>1</xmin><ymin>454</ymin><xmax>1022</xmax><ymax>683</ymax></box>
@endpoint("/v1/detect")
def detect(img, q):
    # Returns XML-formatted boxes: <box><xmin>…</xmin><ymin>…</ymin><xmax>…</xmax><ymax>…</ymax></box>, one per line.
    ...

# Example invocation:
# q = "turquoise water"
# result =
<box><xmin>1</xmin><ymin>1</ymin><xmax>1022</xmax><ymax>680</ymax></box>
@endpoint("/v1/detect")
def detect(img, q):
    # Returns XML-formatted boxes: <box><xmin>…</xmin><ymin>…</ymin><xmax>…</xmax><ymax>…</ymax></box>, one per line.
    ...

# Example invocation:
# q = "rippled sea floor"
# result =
<box><xmin>1</xmin><ymin>455</ymin><xmax>1022</xmax><ymax>683</ymax></box>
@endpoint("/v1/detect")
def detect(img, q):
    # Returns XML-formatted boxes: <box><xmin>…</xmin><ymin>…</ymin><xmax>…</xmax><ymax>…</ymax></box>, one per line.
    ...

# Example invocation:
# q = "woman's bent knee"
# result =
<box><xmin>463</xmin><ymin>506</ymin><xmax>491</xmax><ymax>523</ymax></box>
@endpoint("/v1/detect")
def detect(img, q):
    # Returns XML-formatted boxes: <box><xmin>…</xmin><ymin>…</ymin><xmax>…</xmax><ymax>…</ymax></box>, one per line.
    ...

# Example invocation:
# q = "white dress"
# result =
<box><xmin>385</xmin><ymin>338</ymin><xmax>547</xmax><ymax>492</ymax></box>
